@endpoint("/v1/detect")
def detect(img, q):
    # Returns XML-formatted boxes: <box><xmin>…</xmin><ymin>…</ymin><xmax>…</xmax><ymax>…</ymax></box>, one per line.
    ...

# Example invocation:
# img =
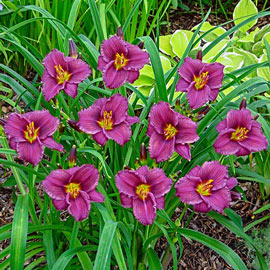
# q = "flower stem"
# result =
<box><xmin>69</xmin><ymin>220</ymin><xmax>80</xmax><ymax>249</ymax></box>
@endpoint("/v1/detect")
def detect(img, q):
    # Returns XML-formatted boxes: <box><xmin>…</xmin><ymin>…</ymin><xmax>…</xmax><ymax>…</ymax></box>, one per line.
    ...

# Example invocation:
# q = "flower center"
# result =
<box><xmin>136</xmin><ymin>184</ymin><xmax>151</xmax><ymax>200</ymax></box>
<box><xmin>65</xmin><ymin>182</ymin><xmax>81</xmax><ymax>199</ymax></box>
<box><xmin>196</xmin><ymin>179</ymin><xmax>213</xmax><ymax>196</ymax></box>
<box><xmin>24</xmin><ymin>121</ymin><xmax>40</xmax><ymax>144</ymax></box>
<box><xmin>231</xmin><ymin>126</ymin><xmax>249</xmax><ymax>142</ymax></box>
<box><xmin>114</xmin><ymin>53</ymin><xmax>128</xmax><ymax>70</ymax></box>
<box><xmin>97</xmin><ymin>110</ymin><xmax>114</xmax><ymax>130</ymax></box>
<box><xmin>54</xmin><ymin>64</ymin><xmax>71</xmax><ymax>84</ymax></box>
<box><xmin>163</xmin><ymin>123</ymin><xmax>178</xmax><ymax>140</ymax></box>
<box><xmin>193</xmin><ymin>71</ymin><xmax>209</xmax><ymax>90</ymax></box>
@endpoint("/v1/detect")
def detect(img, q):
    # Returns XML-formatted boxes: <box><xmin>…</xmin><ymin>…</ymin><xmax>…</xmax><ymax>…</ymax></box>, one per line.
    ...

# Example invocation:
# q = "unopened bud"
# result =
<box><xmin>239</xmin><ymin>99</ymin><xmax>246</xmax><ymax>109</ymax></box>
<box><xmin>175</xmin><ymin>99</ymin><xmax>180</xmax><ymax>112</ymax></box>
<box><xmin>196</xmin><ymin>50</ymin><xmax>202</xmax><ymax>61</ymax></box>
<box><xmin>57</xmin><ymin>164</ymin><xmax>63</xmax><ymax>169</ymax></box>
<box><xmin>197</xmin><ymin>106</ymin><xmax>210</xmax><ymax>115</ymax></box>
<box><xmin>59</xmin><ymin>123</ymin><xmax>65</xmax><ymax>134</ymax></box>
<box><xmin>138</xmin><ymin>41</ymin><xmax>144</xmax><ymax>49</ymax></box>
<box><xmin>77</xmin><ymin>52</ymin><xmax>82</xmax><ymax>59</ymax></box>
<box><xmin>68</xmin><ymin>145</ymin><xmax>77</xmax><ymax>168</ymax></box>
<box><xmin>69</xmin><ymin>39</ymin><xmax>78</xmax><ymax>58</ymax></box>
<box><xmin>140</xmin><ymin>143</ymin><xmax>147</xmax><ymax>165</ymax></box>
<box><xmin>124</xmin><ymin>165</ymin><xmax>131</xmax><ymax>170</ymax></box>
<box><xmin>0</xmin><ymin>118</ymin><xmax>6</xmax><ymax>127</ymax></box>
<box><xmin>68</xmin><ymin>119</ymin><xmax>81</xmax><ymax>132</ymax></box>
<box><xmin>253</xmin><ymin>115</ymin><xmax>259</xmax><ymax>121</ymax></box>
<box><xmin>117</xmin><ymin>26</ymin><xmax>124</xmax><ymax>39</ymax></box>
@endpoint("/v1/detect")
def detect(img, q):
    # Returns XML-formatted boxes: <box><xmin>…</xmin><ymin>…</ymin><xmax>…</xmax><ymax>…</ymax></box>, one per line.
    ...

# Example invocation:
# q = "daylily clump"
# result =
<box><xmin>42</xmin><ymin>164</ymin><xmax>104</xmax><ymax>221</ymax></box>
<box><xmin>115</xmin><ymin>166</ymin><xmax>172</xmax><ymax>225</ymax></box>
<box><xmin>214</xmin><ymin>108</ymin><xmax>268</xmax><ymax>156</ymax></box>
<box><xmin>147</xmin><ymin>101</ymin><xmax>199</xmax><ymax>162</ymax></box>
<box><xmin>42</xmin><ymin>49</ymin><xmax>91</xmax><ymax>101</ymax></box>
<box><xmin>78</xmin><ymin>93</ymin><xmax>139</xmax><ymax>146</ymax></box>
<box><xmin>176</xmin><ymin>57</ymin><xmax>224</xmax><ymax>109</ymax></box>
<box><xmin>175</xmin><ymin>161</ymin><xmax>239</xmax><ymax>213</ymax></box>
<box><xmin>4</xmin><ymin>110</ymin><xmax>63</xmax><ymax>166</ymax></box>
<box><xmin>97</xmin><ymin>33</ymin><xmax>150</xmax><ymax>89</ymax></box>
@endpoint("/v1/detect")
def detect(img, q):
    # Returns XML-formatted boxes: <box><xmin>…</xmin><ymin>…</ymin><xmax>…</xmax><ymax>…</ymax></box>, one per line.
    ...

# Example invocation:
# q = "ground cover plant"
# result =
<box><xmin>0</xmin><ymin>0</ymin><xmax>270</xmax><ymax>269</ymax></box>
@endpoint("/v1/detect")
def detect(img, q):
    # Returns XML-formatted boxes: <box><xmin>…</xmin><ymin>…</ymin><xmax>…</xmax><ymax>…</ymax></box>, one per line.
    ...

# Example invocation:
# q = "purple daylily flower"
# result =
<box><xmin>4</xmin><ymin>111</ymin><xmax>63</xmax><ymax>166</ymax></box>
<box><xmin>176</xmin><ymin>57</ymin><xmax>224</xmax><ymax>109</ymax></box>
<box><xmin>78</xmin><ymin>94</ymin><xmax>139</xmax><ymax>146</ymax></box>
<box><xmin>175</xmin><ymin>161</ymin><xmax>239</xmax><ymax>213</ymax></box>
<box><xmin>115</xmin><ymin>166</ymin><xmax>172</xmax><ymax>225</ymax></box>
<box><xmin>97</xmin><ymin>35</ymin><xmax>150</xmax><ymax>89</ymax></box>
<box><xmin>147</xmin><ymin>101</ymin><xmax>199</xmax><ymax>162</ymax></box>
<box><xmin>41</xmin><ymin>49</ymin><xmax>91</xmax><ymax>101</ymax></box>
<box><xmin>42</xmin><ymin>164</ymin><xmax>104</xmax><ymax>221</ymax></box>
<box><xmin>213</xmin><ymin>108</ymin><xmax>268</xmax><ymax>156</ymax></box>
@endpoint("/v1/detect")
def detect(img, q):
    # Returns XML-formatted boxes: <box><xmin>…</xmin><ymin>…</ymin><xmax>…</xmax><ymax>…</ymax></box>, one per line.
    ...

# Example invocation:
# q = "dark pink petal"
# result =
<box><xmin>68</xmin><ymin>58</ymin><xmax>91</xmax><ymax>83</ymax></box>
<box><xmin>149</xmin><ymin>131</ymin><xmax>175</xmax><ymax>162</ymax></box>
<box><xmin>227</xmin><ymin>109</ymin><xmax>252</xmax><ymax>130</ymax></box>
<box><xmin>202</xmin><ymin>187</ymin><xmax>231</xmax><ymax>213</ymax></box>
<box><xmin>199</xmin><ymin>161</ymin><xmax>227</xmax><ymax>190</ymax></box>
<box><xmin>42</xmin><ymin>71</ymin><xmax>63</xmax><ymax>101</ymax></box>
<box><xmin>52</xmin><ymin>199</ymin><xmax>68</xmax><ymax>210</ymax></box>
<box><xmin>103</xmin><ymin>61</ymin><xmax>128</xmax><ymax>89</ymax></box>
<box><xmin>133</xmin><ymin>193</ymin><xmax>156</xmax><ymax>225</ymax></box>
<box><xmin>9</xmin><ymin>138</ymin><xmax>17</xmax><ymax>150</ymax></box>
<box><xmin>193</xmin><ymin>202</ymin><xmax>211</xmax><ymax>213</ymax></box>
<box><xmin>176</xmin><ymin>78</ymin><xmax>190</xmax><ymax>92</ymax></box>
<box><xmin>204</xmin><ymin>62</ymin><xmax>224</xmax><ymax>89</ymax></box>
<box><xmin>67</xmin><ymin>191</ymin><xmax>90</xmax><ymax>221</ymax></box>
<box><xmin>64</xmin><ymin>83</ymin><xmax>78</xmax><ymax>98</ymax></box>
<box><xmin>42</xmin><ymin>169</ymin><xmax>71</xmax><ymax>200</ymax></box>
<box><xmin>178</xmin><ymin>57</ymin><xmax>205</xmax><ymax>82</ymax></box>
<box><xmin>149</xmin><ymin>102</ymin><xmax>177</xmax><ymax>134</ymax></box>
<box><xmin>216</xmin><ymin>119</ymin><xmax>227</xmax><ymax>133</ymax></box>
<box><xmin>42</xmin><ymin>137</ymin><xmax>63</xmax><ymax>152</ymax></box>
<box><xmin>97</xmin><ymin>55</ymin><xmax>108</xmax><ymax>71</ymax></box>
<box><xmin>104</xmin><ymin>122</ymin><xmax>132</xmax><ymax>146</ymax></box>
<box><xmin>93</xmin><ymin>97</ymin><xmax>108</xmax><ymax>110</ymax></box>
<box><xmin>235</xmin><ymin>146</ymin><xmax>251</xmax><ymax>156</ymax></box>
<box><xmin>4</xmin><ymin>113</ymin><xmax>28</xmax><ymax>141</ymax></box>
<box><xmin>175</xmin><ymin>143</ymin><xmax>191</xmax><ymax>161</ymax></box>
<box><xmin>175</xmin><ymin>117</ymin><xmax>199</xmax><ymax>144</ymax></box>
<box><xmin>102</xmin><ymin>94</ymin><xmax>128</xmax><ymax>125</ymax></box>
<box><xmin>213</xmin><ymin>129</ymin><xmax>240</xmax><ymax>155</ymax></box>
<box><xmin>26</xmin><ymin>110</ymin><xmax>60</xmax><ymax>139</ymax></box>
<box><xmin>231</xmin><ymin>191</ymin><xmax>241</xmax><ymax>201</ymax></box>
<box><xmin>187</xmin><ymin>165</ymin><xmax>201</xmax><ymax>177</ymax></box>
<box><xmin>186</xmin><ymin>83</ymin><xmax>210</xmax><ymax>109</ymax></box>
<box><xmin>126</xmin><ymin>70</ymin><xmax>140</xmax><ymax>83</ymax></box>
<box><xmin>88</xmin><ymin>190</ymin><xmax>104</xmax><ymax>203</ymax></box>
<box><xmin>115</xmin><ymin>170</ymin><xmax>146</xmax><ymax>197</ymax></box>
<box><xmin>155</xmin><ymin>196</ymin><xmax>165</xmax><ymax>209</ymax></box>
<box><xmin>78</xmin><ymin>106</ymin><xmax>102</xmax><ymax>135</ymax></box>
<box><xmin>69</xmin><ymin>164</ymin><xmax>100</xmax><ymax>193</ymax></box>
<box><xmin>119</xmin><ymin>193</ymin><xmax>133</xmax><ymax>208</ymax></box>
<box><xmin>175</xmin><ymin>176</ymin><xmax>203</xmax><ymax>205</ymax></box>
<box><xmin>17</xmin><ymin>139</ymin><xmax>44</xmax><ymax>167</ymax></box>
<box><xmin>125</xmin><ymin>44</ymin><xmax>150</xmax><ymax>70</ymax></box>
<box><xmin>227</xmin><ymin>177</ymin><xmax>238</xmax><ymax>190</ymax></box>
<box><xmin>144</xmin><ymin>168</ymin><xmax>172</xmax><ymax>197</ymax></box>
<box><xmin>92</xmin><ymin>132</ymin><xmax>108</xmax><ymax>146</ymax></box>
<box><xmin>126</xmin><ymin>115</ymin><xmax>140</xmax><ymax>125</ymax></box>
<box><xmin>208</xmin><ymin>88</ymin><xmax>219</xmax><ymax>102</ymax></box>
<box><xmin>100</xmin><ymin>36</ymin><xmax>127</xmax><ymax>63</ymax></box>
<box><xmin>137</xmin><ymin>165</ymin><xmax>149</xmax><ymax>176</ymax></box>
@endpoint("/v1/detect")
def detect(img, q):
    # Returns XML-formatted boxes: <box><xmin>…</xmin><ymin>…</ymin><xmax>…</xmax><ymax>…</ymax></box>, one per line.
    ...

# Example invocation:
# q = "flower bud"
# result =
<box><xmin>68</xmin><ymin>145</ymin><xmax>77</xmax><ymax>168</ymax></box>
<box><xmin>117</xmin><ymin>26</ymin><xmax>124</xmax><ymax>39</ymax></box>
<box><xmin>138</xmin><ymin>41</ymin><xmax>144</xmax><ymax>49</ymax></box>
<box><xmin>239</xmin><ymin>99</ymin><xmax>247</xmax><ymax>109</ymax></box>
<box><xmin>68</xmin><ymin>119</ymin><xmax>81</xmax><ymax>133</ymax></box>
<box><xmin>196</xmin><ymin>50</ymin><xmax>203</xmax><ymax>61</ymax></box>
<box><xmin>140</xmin><ymin>143</ymin><xmax>147</xmax><ymax>165</ymax></box>
<box><xmin>69</xmin><ymin>39</ymin><xmax>78</xmax><ymax>59</ymax></box>
<box><xmin>175</xmin><ymin>99</ymin><xmax>180</xmax><ymax>112</ymax></box>
<box><xmin>0</xmin><ymin>118</ymin><xmax>6</xmax><ymax>127</ymax></box>
<box><xmin>253</xmin><ymin>115</ymin><xmax>259</xmax><ymax>121</ymax></box>
<box><xmin>58</xmin><ymin>123</ymin><xmax>65</xmax><ymax>134</ymax></box>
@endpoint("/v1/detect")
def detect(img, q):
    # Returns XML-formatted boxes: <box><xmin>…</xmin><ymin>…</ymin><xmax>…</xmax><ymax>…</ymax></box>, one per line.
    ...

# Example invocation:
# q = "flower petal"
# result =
<box><xmin>235</xmin><ymin>146</ymin><xmax>251</xmax><ymax>156</ymax></box>
<box><xmin>126</xmin><ymin>115</ymin><xmax>140</xmax><ymax>125</ymax></box>
<box><xmin>126</xmin><ymin>70</ymin><xmax>140</xmax><ymax>83</ymax></box>
<box><xmin>216</xmin><ymin>119</ymin><xmax>227</xmax><ymax>133</ymax></box>
<box><xmin>92</xmin><ymin>132</ymin><xmax>108</xmax><ymax>146</ymax></box>
<box><xmin>104</xmin><ymin>122</ymin><xmax>131</xmax><ymax>146</ymax></box>
<box><xmin>227</xmin><ymin>177</ymin><xmax>238</xmax><ymax>190</ymax></box>
<box><xmin>88</xmin><ymin>190</ymin><xmax>104</xmax><ymax>203</ymax></box>
<box><xmin>68</xmin><ymin>58</ymin><xmax>91</xmax><ymax>83</ymax></box>
<box><xmin>97</xmin><ymin>55</ymin><xmax>108</xmax><ymax>70</ymax></box>
<box><xmin>42</xmin><ymin>137</ymin><xmax>63</xmax><ymax>152</ymax></box>
<box><xmin>42</xmin><ymin>71</ymin><xmax>63</xmax><ymax>101</ymax></box>
<box><xmin>149</xmin><ymin>131</ymin><xmax>175</xmax><ymax>162</ymax></box>
<box><xmin>155</xmin><ymin>196</ymin><xmax>165</xmax><ymax>209</ymax></box>
<box><xmin>186</xmin><ymin>83</ymin><xmax>210</xmax><ymax>109</ymax></box>
<box><xmin>17</xmin><ymin>139</ymin><xmax>44</xmax><ymax>167</ymax></box>
<box><xmin>67</xmin><ymin>191</ymin><xmax>90</xmax><ymax>221</ymax></box>
<box><xmin>175</xmin><ymin>143</ymin><xmax>191</xmax><ymax>161</ymax></box>
<box><xmin>193</xmin><ymin>202</ymin><xmax>211</xmax><ymax>213</ymax></box>
<box><xmin>176</xmin><ymin>78</ymin><xmax>190</xmax><ymax>92</ymax></box>
<box><xmin>120</xmin><ymin>193</ymin><xmax>133</xmax><ymax>208</ymax></box>
<box><xmin>52</xmin><ymin>199</ymin><xmax>68</xmax><ymax>210</ymax></box>
<box><xmin>204</xmin><ymin>62</ymin><xmax>224</xmax><ymax>89</ymax></box>
<box><xmin>133</xmin><ymin>193</ymin><xmax>156</xmax><ymax>225</ymax></box>
<box><xmin>125</xmin><ymin>44</ymin><xmax>150</xmax><ymax>70</ymax></box>
<box><xmin>227</xmin><ymin>109</ymin><xmax>252</xmax><ymax>130</ymax></box>
<box><xmin>208</xmin><ymin>88</ymin><xmax>220</xmax><ymax>102</ymax></box>
<box><xmin>64</xmin><ymin>83</ymin><xmax>78</xmax><ymax>98</ymax></box>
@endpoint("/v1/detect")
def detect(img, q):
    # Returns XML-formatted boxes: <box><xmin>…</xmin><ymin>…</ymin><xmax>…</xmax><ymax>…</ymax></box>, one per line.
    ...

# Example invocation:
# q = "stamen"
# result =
<box><xmin>193</xmin><ymin>71</ymin><xmax>209</xmax><ymax>90</ymax></box>
<box><xmin>24</xmin><ymin>121</ymin><xmax>40</xmax><ymax>144</ymax></box>
<box><xmin>196</xmin><ymin>179</ymin><xmax>213</xmax><ymax>196</ymax></box>
<box><xmin>65</xmin><ymin>182</ymin><xmax>81</xmax><ymax>199</ymax></box>
<box><xmin>54</xmin><ymin>64</ymin><xmax>71</xmax><ymax>84</ymax></box>
<box><xmin>163</xmin><ymin>123</ymin><xmax>178</xmax><ymax>140</ymax></box>
<box><xmin>231</xmin><ymin>126</ymin><xmax>249</xmax><ymax>142</ymax></box>
<box><xmin>114</xmin><ymin>53</ymin><xmax>128</xmax><ymax>70</ymax></box>
<box><xmin>136</xmin><ymin>184</ymin><xmax>151</xmax><ymax>200</ymax></box>
<box><xmin>97</xmin><ymin>110</ymin><xmax>113</xmax><ymax>130</ymax></box>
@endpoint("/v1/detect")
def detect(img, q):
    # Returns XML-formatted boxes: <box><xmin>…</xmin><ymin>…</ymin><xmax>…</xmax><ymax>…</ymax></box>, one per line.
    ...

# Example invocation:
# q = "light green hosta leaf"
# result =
<box><xmin>216</xmin><ymin>52</ymin><xmax>244</xmax><ymax>73</ymax></box>
<box><xmin>170</xmin><ymin>30</ymin><xmax>200</xmax><ymax>59</ymax></box>
<box><xmin>159</xmin><ymin>35</ymin><xmax>176</xmax><ymax>57</ymax></box>
<box><xmin>132</xmin><ymin>75</ymin><xmax>154</xmax><ymax>87</ymax></box>
<box><xmin>257</xmin><ymin>53</ymin><xmax>270</xmax><ymax>81</ymax></box>
<box><xmin>192</xmin><ymin>21</ymin><xmax>227</xmax><ymax>42</ymax></box>
<box><xmin>252</xmin><ymin>33</ymin><xmax>270</xmax><ymax>56</ymax></box>
<box><xmin>233</xmin><ymin>28</ymin><xmax>259</xmax><ymax>43</ymax></box>
<box><xmin>140</xmin><ymin>65</ymin><xmax>155</xmax><ymax>78</ymax></box>
<box><xmin>254</xmin><ymin>24</ymin><xmax>270</xmax><ymax>43</ymax></box>
<box><xmin>203</xmin><ymin>40</ymin><xmax>228</xmax><ymax>62</ymax></box>
<box><xmin>233</xmin><ymin>0</ymin><xmax>258</xmax><ymax>33</ymax></box>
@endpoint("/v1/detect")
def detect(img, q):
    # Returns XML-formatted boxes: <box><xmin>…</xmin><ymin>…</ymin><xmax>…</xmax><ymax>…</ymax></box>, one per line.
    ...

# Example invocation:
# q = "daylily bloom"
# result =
<box><xmin>97</xmin><ymin>35</ymin><xmax>150</xmax><ymax>89</ymax></box>
<box><xmin>42</xmin><ymin>49</ymin><xmax>91</xmax><ymax>101</ymax></box>
<box><xmin>115</xmin><ymin>166</ymin><xmax>172</xmax><ymax>225</ymax></box>
<box><xmin>176</xmin><ymin>57</ymin><xmax>224</xmax><ymax>109</ymax></box>
<box><xmin>4</xmin><ymin>111</ymin><xmax>63</xmax><ymax>166</ymax></box>
<box><xmin>147</xmin><ymin>101</ymin><xmax>199</xmax><ymax>162</ymax></box>
<box><xmin>78</xmin><ymin>94</ymin><xmax>139</xmax><ymax>146</ymax></box>
<box><xmin>42</xmin><ymin>164</ymin><xmax>104</xmax><ymax>221</ymax></box>
<box><xmin>213</xmin><ymin>108</ymin><xmax>268</xmax><ymax>156</ymax></box>
<box><xmin>175</xmin><ymin>161</ymin><xmax>239</xmax><ymax>213</ymax></box>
